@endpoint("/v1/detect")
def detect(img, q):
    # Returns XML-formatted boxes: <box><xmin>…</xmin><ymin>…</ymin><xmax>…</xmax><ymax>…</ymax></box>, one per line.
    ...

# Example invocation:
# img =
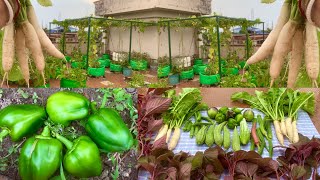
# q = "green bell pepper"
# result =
<box><xmin>86</xmin><ymin>108</ymin><xmax>134</xmax><ymax>152</ymax></box>
<box><xmin>215</xmin><ymin>112</ymin><xmax>226</xmax><ymax>124</ymax></box>
<box><xmin>0</xmin><ymin>104</ymin><xmax>46</xmax><ymax>142</ymax></box>
<box><xmin>46</xmin><ymin>91</ymin><xmax>90</xmax><ymax>126</ymax></box>
<box><xmin>55</xmin><ymin>134</ymin><xmax>102</xmax><ymax>178</ymax></box>
<box><xmin>19</xmin><ymin>127</ymin><xmax>63</xmax><ymax>180</ymax></box>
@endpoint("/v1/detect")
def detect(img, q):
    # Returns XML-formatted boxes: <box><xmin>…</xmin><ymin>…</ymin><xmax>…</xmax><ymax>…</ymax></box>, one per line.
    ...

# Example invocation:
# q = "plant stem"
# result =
<box><xmin>56</xmin><ymin>134</ymin><xmax>73</xmax><ymax>150</ymax></box>
<box><xmin>0</xmin><ymin>129</ymin><xmax>10</xmax><ymax>142</ymax></box>
<box><xmin>40</xmin><ymin>126</ymin><xmax>51</xmax><ymax>137</ymax></box>
<box><xmin>91</xmin><ymin>101</ymin><xmax>98</xmax><ymax>113</ymax></box>
<box><xmin>100</xmin><ymin>92</ymin><xmax>109</xmax><ymax>109</ymax></box>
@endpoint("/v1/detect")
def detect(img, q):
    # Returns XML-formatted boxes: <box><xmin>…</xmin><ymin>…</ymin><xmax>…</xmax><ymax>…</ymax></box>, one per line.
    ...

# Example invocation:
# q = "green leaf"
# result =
<box><xmin>37</xmin><ymin>0</ymin><xmax>53</xmax><ymax>7</ymax></box>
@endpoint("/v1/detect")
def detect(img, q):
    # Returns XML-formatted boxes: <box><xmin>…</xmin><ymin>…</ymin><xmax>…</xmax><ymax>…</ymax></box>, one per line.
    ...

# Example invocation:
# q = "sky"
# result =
<box><xmin>32</xmin><ymin>0</ymin><xmax>283</xmax><ymax>29</ymax></box>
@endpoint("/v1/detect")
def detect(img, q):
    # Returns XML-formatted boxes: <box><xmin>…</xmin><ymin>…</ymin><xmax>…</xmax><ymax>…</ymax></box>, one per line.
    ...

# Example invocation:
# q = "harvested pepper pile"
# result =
<box><xmin>0</xmin><ymin>88</ymin><xmax>138</xmax><ymax>180</ymax></box>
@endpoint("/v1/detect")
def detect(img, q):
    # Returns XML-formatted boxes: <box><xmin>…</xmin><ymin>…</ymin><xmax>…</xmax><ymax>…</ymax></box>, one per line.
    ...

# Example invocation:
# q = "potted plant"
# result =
<box><xmin>98</xmin><ymin>54</ymin><xmax>111</xmax><ymax>68</ymax></box>
<box><xmin>157</xmin><ymin>56</ymin><xmax>171</xmax><ymax>78</ymax></box>
<box><xmin>88</xmin><ymin>60</ymin><xmax>105</xmax><ymax>78</ymax></box>
<box><xmin>168</xmin><ymin>66</ymin><xmax>181</xmax><ymax>86</ymax></box>
<box><xmin>180</xmin><ymin>66</ymin><xmax>194</xmax><ymax>80</ymax></box>
<box><xmin>130</xmin><ymin>52</ymin><xmax>149</xmax><ymax>71</ymax></box>
<box><xmin>222</xmin><ymin>51</ymin><xmax>240</xmax><ymax>76</ymax></box>
<box><xmin>57</xmin><ymin>65</ymin><xmax>87</xmax><ymax>88</ymax></box>
<box><xmin>199</xmin><ymin>60</ymin><xmax>220</xmax><ymax>86</ymax></box>
<box><xmin>122</xmin><ymin>60</ymin><xmax>133</xmax><ymax>78</ymax></box>
<box><xmin>110</xmin><ymin>52</ymin><xmax>127</xmax><ymax>73</ymax></box>
<box><xmin>71</xmin><ymin>48</ymin><xmax>86</xmax><ymax>69</ymax></box>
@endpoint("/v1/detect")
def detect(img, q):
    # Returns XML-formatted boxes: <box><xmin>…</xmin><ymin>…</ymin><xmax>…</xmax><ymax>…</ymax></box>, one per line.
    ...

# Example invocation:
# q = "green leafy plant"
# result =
<box><xmin>57</xmin><ymin>65</ymin><xmax>87</xmax><ymax>86</ymax></box>
<box><xmin>129</xmin><ymin>73</ymin><xmax>145</xmax><ymax>88</ymax></box>
<box><xmin>157</xmin><ymin>56</ymin><xmax>170</xmax><ymax>67</ymax></box>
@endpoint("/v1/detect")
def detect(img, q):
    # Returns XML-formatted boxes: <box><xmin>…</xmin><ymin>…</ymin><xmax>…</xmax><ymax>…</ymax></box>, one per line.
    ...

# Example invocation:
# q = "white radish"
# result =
<box><xmin>305</xmin><ymin>22</ymin><xmax>319</xmax><ymax>87</ymax></box>
<box><xmin>270</xmin><ymin>20</ymin><xmax>297</xmax><ymax>87</ymax></box>
<box><xmin>21</xmin><ymin>21</ymin><xmax>46</xmax><ymax>86</ymax></box>
<box><xmin>285</xmin><ymin>117</ymin><xmax>294</xmax><ymax>142</ymax></box>
<box><xmin>292</xmin><ymin>120</ymin><xmax>299</xmax><ymax>143</ymax></box>
<box><xmin>245</xmin><ymin>1</ymin><xmax>291</xmax><ymax>66</ymax></box>
<box><xmin>27</xmin><ymin>6</ymin><xmax>65</xmax><ymax>60</ymax></box>
<box><xmin>1</xmin><ymin>23</ymin><xmax>15</xmax><ymax>88</ymax></box>
<box><xmin>166</xmin><ymin>128</ymin><xmax>172</xmax><ymax>143</ymax></box>
<box><xmin>168</xmin><ymin>127</ymin><xmax>181</xmax><ymax>150</ymax></box>
<box><xmin>287</xmin><ymin>28</ymin><xmax>304</xmax><ymax>88</ymax></box>
<box><xmin>154</xmin><ymin>124</ymin><xmax>168</xmax><ymax>141</ymax></box>
<box><xmin>280</xmin><ymin>119</ymin><xmax>287</xmax><ymax>136</ymax></box>
<box><xmin>15</xmin><ymin>27</ymin><xmax>30</xmax><ymax>88</ymax></box>
<box><xmin>274</xmin><ymin>121</ymin><xmax>284</xmax><ymax>145</ymax></box>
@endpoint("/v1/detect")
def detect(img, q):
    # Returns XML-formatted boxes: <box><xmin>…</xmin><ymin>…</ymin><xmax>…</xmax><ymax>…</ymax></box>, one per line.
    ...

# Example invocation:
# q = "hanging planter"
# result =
<box><xmin>99</xmin><ymin>59</ymin><xmax>110</xmax><ymax>68</ymax></box>
<box><xmin>168</xmin><ymin>74</ymin><xmax>180</xmax><ymax>85</ymax></box>
<box><xmin>123</xmin><ymin>67</ymin><xmax>133</xmax><ymax>77</ymax></box>
<box><xmin>130</xmin><ymin>59</ymin><xmax>148</xmax><ymax>71</ymax></box>
<box><xmin>88</xmin><ymin>67</ymin><xmax>105</xmax><ymax>77</ymax></box>
<box><xmin>157</xmin><ymin>65</ymin><xmax>171</xmax><ymax>78</ymax></box>
<box><xmin>60</xmin><ymin>78</ymin><xmax>86</xmax><ymax>88</ymax></box>
<box><xmin>194</xmin><ymin>58</ymin><xmax>203</xmax><ymax>65</ymax></box>
<box><xmin>180</xmin><ymin>69</ymin><xmax>194</xmax><ymax>80</ymax></box>
<box><xmin>193</xmin><ymin>64</ymin><xmax>208</xmax><ymax>75</ymax></box>
<box><xmin>110</xmin><ymin>63</ymin><xmax>123</xmax><ymax>72</ymax></box>
<box><xmin>200</xmin><ymin>73</ymin><xmax>220</xmax><ymax>86</ymax></box>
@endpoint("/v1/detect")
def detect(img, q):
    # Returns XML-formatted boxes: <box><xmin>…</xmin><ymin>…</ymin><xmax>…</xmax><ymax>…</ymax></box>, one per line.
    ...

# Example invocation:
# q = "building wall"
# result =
<box><xmin>95</xmin><ymin>0</ymin><xmax>211</xmax><ymax>17</ymax></box>
<box><xmin>107</xmin><ymin>26</ymin><xmax>197</xmax><ymax>60</ymax></box>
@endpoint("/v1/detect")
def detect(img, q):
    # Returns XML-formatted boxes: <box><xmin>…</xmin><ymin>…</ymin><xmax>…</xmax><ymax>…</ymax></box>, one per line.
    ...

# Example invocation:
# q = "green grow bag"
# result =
<box><xmin>110</xmin><ymin>63</ymin><xmax>123</xmax><ymax>72</ymax></box>
<box><xmin>71</xmin><ymin>62</ymin><xmax>85</xmax><ymax>69</ymax></box>
<box><xmin>130</xmin><ymin>59</ymin><xmax>148</xmax><ymax>71</ymax></box>
<box><xmin>158</xmin><ymin>65</ymin><xmax>171</xmax><ymax>78</ymax></box>
<box><xmin>168</xmin><ymin>74</ymin><xmax>180</xmax><ymax>86</ymax></box>
<box><xmin>194</xmin><ymin>58</ymin><xmax>203</xmax><ymax>65</ymax></box>
<box><xmin>60</xmin><ymin>78</ymin><xmax>86</xmax><ymax>88</ymax></box>
<box><xmin>123</xmin><ymin>67</ymin><xmax>133</xmax><ymax>77</ymax></box>
<box><xmin>222</xmin><ymin>68</ymin><xmax>239</xmax><ymax>76</ymax></box>
<box><xmin>99</xmin><ymin>59</ymin><xmax>110</xmax><ymax>68</ymax></box>
<box><xmin>180</xmin><ymin>69</ymin><xmax>194</xmax><ymax>80</ymax></box>
<box><xmin>193</xmin><ymin>64</ymin><xmax>208</xmax><ymax>75</ymax></box>
<box><xmin>65</xmin><ymin>56</ymin><xmax>71</xmax><ymax>62</ymax></box>
<box><xmin>88</xmin><ymin>67</ymin><xmax>105</xmax><ymax>77</ymax></box>
<box><xmin>102</xmin><ymin>54</ymin><xmax>110</xmax><ymax>59</ymax></box>
<box><xmin>200</xmin><ymin>73</ymin><xmax>220</xmax><ymax>86</ymax></box>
